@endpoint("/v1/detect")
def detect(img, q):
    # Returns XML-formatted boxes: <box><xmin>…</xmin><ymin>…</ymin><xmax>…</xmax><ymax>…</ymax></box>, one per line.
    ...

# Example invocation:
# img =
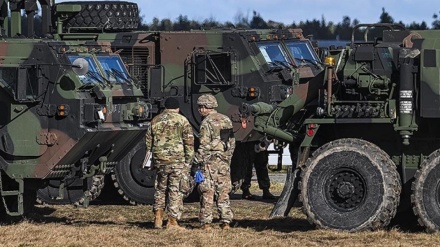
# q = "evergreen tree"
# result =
<box><xmin>173</xmin><ymin>15</ymin><xmax>191</xmax><ymax>31</ymax></box>
<box><xmin>379</xmin><ymin>8</ymin><xmax>394</xmax><ymax>23</ymax></box>
<box><xmin>234</xmin><ymin>10</ymin><xmax>250</xmax><ymax>28</ymax></box>
<box><xmin>250</xmin><ymin>11</ymin><xmax>268</xmax><ymax>29</ymax></box>
<box><xmin>407</xmin><ymin>21</ymin><xmax>428</xmax><ymax>30</ymax></box>
<box><xmin>159</xmin><ymin>18</ymin><xmax>173</xmax><ymax>31</ymax></box>
<box><xmin>149</xmin><ymin>17</ymin><xmax>160</xmax><ymax>31</ymax></box>
<box><xmin>334</xmin><ymin>16</ymin><xmax>353</xmax><ymax>40</ymax></box>
<box><xmin>138</xmin><ymin>13</ymin><xmax>149</xmax><ymax>31</ymax></box>
<box><xmin>138</xmin><ymin>7</ymin><xmax>433</xmax><ymax>38</ymax></box>
<box><xmin>433</xmin><ymin>11</ymin><xmax>440</xmax><ymax>29</ymax></box>
<box><xmin>202</xmin><ymin>17</ymin><xmax>220</xmax><ymax>29</ymax></box>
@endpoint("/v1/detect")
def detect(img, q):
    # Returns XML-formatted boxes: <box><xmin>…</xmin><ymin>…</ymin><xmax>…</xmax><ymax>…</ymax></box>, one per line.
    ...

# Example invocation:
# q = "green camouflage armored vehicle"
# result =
<box><xmin>50</xmin><ymin>1</ymin><xmax>322</xmax><ymax>205</ymax></box>
<box><xmin>241</xmin><ymin>23</ymin><xmax>440</xmax><ymax>232</ymax></box>
<box><xmin>95</xmin><ymin>28</ymin><xmax>323</xmax><ymax>204</ymax></box>
<box><xmin>0</xmin><ymin>0</ymin><xmax>147</xmax><ymax>216</ymax></box>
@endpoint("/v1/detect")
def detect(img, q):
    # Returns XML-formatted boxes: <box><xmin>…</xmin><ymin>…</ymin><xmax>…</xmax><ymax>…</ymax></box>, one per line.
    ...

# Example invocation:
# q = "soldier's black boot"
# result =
<box><xmin>242</xmin><ymin>188</ymin><xmax>254</xmax><ymax>200</ymax></box>
<box><xmin>262</xmin><ymin>189</ymin><xmax>275</xmax><ymax>200</ymax></box>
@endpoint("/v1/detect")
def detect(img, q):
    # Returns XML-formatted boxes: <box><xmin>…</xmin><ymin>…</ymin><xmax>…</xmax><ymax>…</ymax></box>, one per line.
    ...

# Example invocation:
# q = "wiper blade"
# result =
<box><xmin>86</xmin><ymin>71</ymin><xmax>111</xmax><ymax>88</ymax></box>
<box><xmin>294</xmin><ymin>57</ymin><xmax>323</xmax><ymax>69</ymax></box>
<box><xmin>109</xmin><ymin>68</ymin><xmax>135</xmax><ymax>86</ymax></box>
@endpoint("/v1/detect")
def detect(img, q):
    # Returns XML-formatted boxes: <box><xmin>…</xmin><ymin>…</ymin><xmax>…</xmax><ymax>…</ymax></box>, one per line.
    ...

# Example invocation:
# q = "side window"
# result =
<box><xmin>194</xmin><ymin>53</ymin><xmax>233</xmax><ymax>85</ymax></box>
<box><xmin>0</xmin><ymin>67</ymin><xmax>39</xmax><ymax>102</ymax></box>
<box><xmin>285</xmin><ymin>41</ymin><xmax>321</xmax><ymax>66</ymax></box>
<box><xmin>0</xmin><ymin>68</ymin><xmax>18</xmax><ymax>91</ymax></box>
<box><xmin>257</xmin><ymin>42</ymin><xmax>290</xmax><ymax>67</ymax></box>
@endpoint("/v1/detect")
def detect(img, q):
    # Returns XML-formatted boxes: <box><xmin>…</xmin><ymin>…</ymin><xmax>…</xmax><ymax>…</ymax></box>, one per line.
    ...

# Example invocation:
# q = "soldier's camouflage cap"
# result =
<box><xmin>197</xmin><ymin>94</ymin><xmax>218</xmax><ymax>108</ymax></box>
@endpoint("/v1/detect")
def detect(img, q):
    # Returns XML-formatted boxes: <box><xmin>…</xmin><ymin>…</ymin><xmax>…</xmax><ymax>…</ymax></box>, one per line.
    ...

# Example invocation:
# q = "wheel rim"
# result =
<box><xmin>129</xmin><ymin>148</ymin><xmax>155</xmax><ymax>187</ymax></box>
<box><xmin>325</xmin><ymin>168</ymin><xmax>366</xmax><ymax>212</ymax></box>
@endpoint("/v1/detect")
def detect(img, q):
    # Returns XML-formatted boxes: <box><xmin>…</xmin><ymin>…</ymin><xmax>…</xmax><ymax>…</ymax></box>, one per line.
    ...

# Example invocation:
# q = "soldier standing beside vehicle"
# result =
<box><xmin>146</xmin><ymin>97</ymin><xmax>194</xmax><ymax>230</ymax></box>
<box><xmin>195</xmin><ymin>94</ymin><xmax>236</xmax><ymax>230</ymax></box>
<box><xmin>239</xmin><ymin>146</ymin><xmax>276</xmax><ymax>200</ymax></box>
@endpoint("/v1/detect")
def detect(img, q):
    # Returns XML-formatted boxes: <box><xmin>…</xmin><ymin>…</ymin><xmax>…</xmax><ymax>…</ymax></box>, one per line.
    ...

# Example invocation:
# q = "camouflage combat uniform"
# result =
<box><xmin>147</xmin><ymin>109</ymin><xmax>194</xmax><ymax>220</ymax></box>
<box><xmin>196</xmin><ymin>110</ymin><xmax>236</xmax><ymax>225</ymax></box>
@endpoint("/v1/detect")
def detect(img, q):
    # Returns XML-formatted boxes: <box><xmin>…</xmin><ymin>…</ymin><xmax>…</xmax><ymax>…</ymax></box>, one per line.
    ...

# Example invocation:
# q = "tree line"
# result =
<box><xmin>138</xmin><ymin>8</ymin><xmax>440</xmax><ymax>40</ymax></box>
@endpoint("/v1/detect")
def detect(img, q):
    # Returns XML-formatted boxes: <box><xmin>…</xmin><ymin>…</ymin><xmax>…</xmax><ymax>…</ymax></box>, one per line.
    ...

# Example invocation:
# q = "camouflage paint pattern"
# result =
<box><xmin>245</xmin><ymin>25</ymin><xmax>440</xmax><ymax>219</ymax></box>
<box><xmin>195</xmin><ymin>109</ymin><xmax>235</xmax><ymax>225</ymax></box>
<box><xmin>95</xmin><ymin>29</ymin><xmax>323</xmax><ymax>141</ymax></box>
<box><xmin>93</xmin><ymin>26</ymin><xmax>323</xmax><ymax>205</ymax></box>
<box><xmin>0</xmin><ymin>38</ymin><xmax>148</xmax><ymax>181</ymax></box>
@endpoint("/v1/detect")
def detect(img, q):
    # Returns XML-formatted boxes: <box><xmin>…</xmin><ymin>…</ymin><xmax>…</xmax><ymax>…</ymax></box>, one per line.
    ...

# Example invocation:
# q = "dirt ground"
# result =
<box><xmin>0</xmin><ymin>181</ymin><xmax>439</xmax><ymax>246</ymax></box>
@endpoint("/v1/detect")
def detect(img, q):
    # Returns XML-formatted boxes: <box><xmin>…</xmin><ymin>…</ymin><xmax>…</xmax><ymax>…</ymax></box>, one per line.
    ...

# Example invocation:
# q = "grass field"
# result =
<box><xmin>1</xmin><ymin>182</ymin><xmax>440</xmax><ymax>247</ymax></box>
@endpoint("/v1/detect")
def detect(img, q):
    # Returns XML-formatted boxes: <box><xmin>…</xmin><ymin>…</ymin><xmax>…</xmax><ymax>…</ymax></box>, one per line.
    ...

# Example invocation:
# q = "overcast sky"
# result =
<box><xmin>58</xmin><ymin>0</ymin><xmax>438</xmax><ymax>27</ymax></box>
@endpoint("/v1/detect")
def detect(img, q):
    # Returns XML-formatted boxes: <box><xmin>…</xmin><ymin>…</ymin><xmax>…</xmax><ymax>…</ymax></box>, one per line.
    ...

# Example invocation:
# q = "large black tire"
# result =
<box><xmin>112</xmin><ymin>139</ymin><xmax>156</xmax><ymax>205</ymax></box>
<box><xmin>411</xmin><ymin>149</ymin><xmax>440</xmax><ymax>232</ymax></box>
<box><xmin>56</xmin><ymin>1</ymin><xmax>139</xmax><ymax>32</ymax></box>
<box><xmin>37</xmin><ymin>175</ymin><xmax>104</xmax><ymax>207</ymax></box>
<box><xmin>300</xmin><ymin>138</ymin><xmax>401</xmax><ymax>231</ymax></box>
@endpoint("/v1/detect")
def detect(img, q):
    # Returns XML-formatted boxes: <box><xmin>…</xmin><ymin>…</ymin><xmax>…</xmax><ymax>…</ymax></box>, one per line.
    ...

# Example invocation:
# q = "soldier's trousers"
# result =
<box><xmin>239</xmin><ymin>142</ymin><xmax>271</xmax><ymax>191</ymax></box>
<box><xmin>153</xmin><ymin>165</ymin><xmax>184</xmax><ymax>219</ymax></box>
<box><xmin>198</xmin><ymin>158</ymin><xmax>233</xmax><ymax>224</ymax></box>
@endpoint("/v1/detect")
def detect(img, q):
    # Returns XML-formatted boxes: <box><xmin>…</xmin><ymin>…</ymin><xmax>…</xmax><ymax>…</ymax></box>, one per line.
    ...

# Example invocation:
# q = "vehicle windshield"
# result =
<box><xmin>257</xmin><ymin>42</ymin><xmax>290</xmax><ymax>67</ymax></box>
<box><xmin>96</xmin><ymin>55</ymin><xmax>131</xmax><ymax>83</ymax></box>
<box><xmin>285</xmin><ymin>41</ymin><xmax>320</xmax><ymax>66</ymax></box>
<box><xmin>68</xmin><ymin>55</ymin><xmax>101</xmax><ymax>84</ymax></box>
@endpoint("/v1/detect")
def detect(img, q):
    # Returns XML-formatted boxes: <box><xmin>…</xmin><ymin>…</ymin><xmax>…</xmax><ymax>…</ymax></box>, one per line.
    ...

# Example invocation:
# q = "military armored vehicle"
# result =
<box><xmin>92</xmin><ymin>28</ymin><xmax>323</xmax><ymax>204</ymax></box>
<box><xmin>50</xmin><ymin>0</ymin><xmax>323</xmax><ymax>205</ymax></box>
<box><xmin>0</xmin><ymin>0</ymin><xmax>148</xmax><ymax>217</ymax></box>
<box><xmin>240</xmin><ymin>23</ymin><xmax>440</xmax><ymax>232</ymax></box>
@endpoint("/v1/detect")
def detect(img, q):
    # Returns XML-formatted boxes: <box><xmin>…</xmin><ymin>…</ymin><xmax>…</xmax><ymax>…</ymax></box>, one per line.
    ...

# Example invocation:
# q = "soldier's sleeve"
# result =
<box><xmin>182</xmin><ymin>118</ymin><xmax>194</xmax><ymax>164</ymax></box>
<box><xmin>145</xmin><ymin>124</ymin><xmax>153</xmax><ymax>152</ymax></box>
<box><xmin>195</xmin><ymin>120</ymin><xmax>211</xmax><ymax>162</ymax></box>
<box><xmin>227</xmin><ymin>135</ymin><xmax>236</xmax><ymax>158</ymax></box>
<box><xmin>226</xmin><ymin>119</ymin><xmax>236</xmax><ymax>157</ymax></box>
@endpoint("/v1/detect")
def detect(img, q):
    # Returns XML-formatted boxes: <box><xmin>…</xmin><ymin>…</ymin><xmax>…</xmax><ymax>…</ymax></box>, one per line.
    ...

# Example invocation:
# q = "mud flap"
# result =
<box><xmin>269</xmin><ymin>167</ymin><xmax>301</xmax><ymax>217</ymax></box>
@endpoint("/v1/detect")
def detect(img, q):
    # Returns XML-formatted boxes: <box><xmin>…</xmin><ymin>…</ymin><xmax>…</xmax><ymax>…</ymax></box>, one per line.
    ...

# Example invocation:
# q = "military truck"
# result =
<box><xmin>47</xmin><ymin>0</ymin><xmax>323</xmax><ymax>205</ymax></box>
<box><xmin>239</xmin><ymin>23</ymin><xmax>440</xmax><ymax>232</ymax></box>
<box><xmin>0</xmin><ymin>0</ymin><xmax>148</xmax><ymax>217</ymax></box>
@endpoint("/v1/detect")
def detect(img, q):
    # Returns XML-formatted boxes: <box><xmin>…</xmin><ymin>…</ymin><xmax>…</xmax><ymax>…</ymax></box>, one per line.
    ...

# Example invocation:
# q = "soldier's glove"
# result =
<box><xmin>194</xmin><ymin>170</ymin><xmax>205</xmax><ymax>183</ymax></box>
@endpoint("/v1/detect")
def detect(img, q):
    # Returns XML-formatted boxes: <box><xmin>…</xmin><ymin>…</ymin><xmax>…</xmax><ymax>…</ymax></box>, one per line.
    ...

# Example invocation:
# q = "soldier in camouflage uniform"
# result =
<box><xmin>195</xmin><ymin>94</ymin><xmax>235</xmax><ymax>230</ymax></box>
<box><xmin>146</xmin><ymin>97</ymin><xmax>194</xmax><ymax>230</ymax></box>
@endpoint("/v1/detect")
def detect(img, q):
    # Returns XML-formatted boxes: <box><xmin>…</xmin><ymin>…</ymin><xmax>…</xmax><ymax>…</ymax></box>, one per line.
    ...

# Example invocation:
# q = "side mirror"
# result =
<box><xmin>72</xmin><ymin>58</ymin><xmax>89</xmax><ymax>76</ymax></box>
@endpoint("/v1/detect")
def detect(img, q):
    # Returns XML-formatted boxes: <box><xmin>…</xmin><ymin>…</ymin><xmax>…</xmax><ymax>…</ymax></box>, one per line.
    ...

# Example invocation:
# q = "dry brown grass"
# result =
<box><xmin>0</xmin><ymin>182</ymin><xmax>439</xmax><ymax>247</ymax></box>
